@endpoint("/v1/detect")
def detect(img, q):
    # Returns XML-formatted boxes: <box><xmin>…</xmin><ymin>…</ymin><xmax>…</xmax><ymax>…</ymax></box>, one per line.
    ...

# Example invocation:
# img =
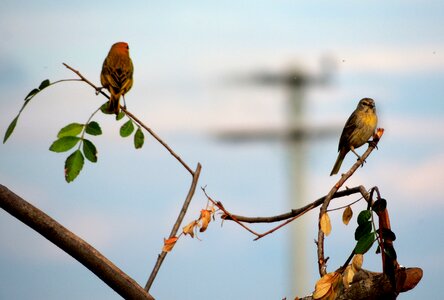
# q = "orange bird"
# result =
<box><xmin>100</xmin><ymin>42</ymin><xmax>134</xmax><ymax>114</ymax></box>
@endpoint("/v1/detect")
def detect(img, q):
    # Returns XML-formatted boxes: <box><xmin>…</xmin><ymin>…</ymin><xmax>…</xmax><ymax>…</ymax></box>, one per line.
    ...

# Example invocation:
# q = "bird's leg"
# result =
<box><xmin>122</xmin><ymin>95</ymin><xmax>127</xmax><ymax>110</ymax></box>
<box><xmin>350</xmin><ymin>146</ymin><xmax>366</xmax><ymax>167</ymax></box>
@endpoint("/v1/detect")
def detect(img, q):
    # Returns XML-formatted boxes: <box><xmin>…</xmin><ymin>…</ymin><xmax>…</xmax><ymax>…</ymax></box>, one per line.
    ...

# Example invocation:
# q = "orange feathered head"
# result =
<box><xmin>109</xmin><ymin>42</ymin><xmax>130</xmax><ymax>55</ymax></box>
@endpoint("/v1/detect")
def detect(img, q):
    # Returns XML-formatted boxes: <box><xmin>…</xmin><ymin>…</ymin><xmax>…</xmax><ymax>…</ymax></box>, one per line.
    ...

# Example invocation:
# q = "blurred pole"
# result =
<box><xmin>217</xmin><ymin>57</ymin><xmax>336</xmax><ymax>297</ymax></box>
<box><xmin>284</xmin><ymin>73</ymin><xmax>309</xmax><ymax>296</ymax></box>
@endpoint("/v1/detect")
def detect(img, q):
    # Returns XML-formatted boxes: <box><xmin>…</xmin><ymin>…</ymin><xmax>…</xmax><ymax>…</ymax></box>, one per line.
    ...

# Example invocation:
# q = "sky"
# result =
<box><xmin>1</xmin><ymin>1</ymin><xmax>443</xmax><ymax>299</ymax></box>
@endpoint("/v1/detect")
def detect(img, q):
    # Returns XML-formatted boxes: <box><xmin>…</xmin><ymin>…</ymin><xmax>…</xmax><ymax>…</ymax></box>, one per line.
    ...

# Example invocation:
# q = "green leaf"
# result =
<box><xmin>357</xmin><ymin>210</ymin><xmax>372</xmax><ymax>226</ymax></box>
<box><xmin>354</xmin><ymin>221</ymin><xmax>372</xmax><ymax>241</ymax></box>
<box><xmin>38</xmin><ymin>79</ymin><xmax>50</xmax><ymax>90</ymax></box>
<box><xmin>100</xmin><ymin>102</ymin><xmax>113</xmax><ymax>115</ymax></box>
<box><xmin>120</xmin><ymin>120</ymin><xmax>134</xmax><ymax>137</ymax></box>
<box><xmin>49</xmin><ymin>136</ymin><xmax>81</xmax><ymax>152</ymax></box>
<box><xmin>372</xmin><ymin>199</ymin><xmax>387</xmax><ymax>213</ymax></box>
<box><xmin>85</xmin><ymin>121</ymin><xmax>102</xmax><ymax>136</ymax></box>
<box><xmin>57</xmin><ymin>123</ymin><xmax>84</xmax><ymax>138</ymax></box>
<box><xmin>24</xmin><ymin>88</ymin><xmax>40</xmax><ymax>101</ymax></box>
<box><xmin>3</xmin><ymin>116</ymin><xmax>19</xmax><ymax>143</ymax></box>
<box><xmin>354</xmin><ymin>231</ymin><xmax>375</xmax><ymax>254</ymax></box>
<box><xmin>134</xmin><ymin>128</ymin><xmax>144</xmax><ymax>149</ymax></box>
<box><xmin>82</xmin><ymin>139</ymin><xmax>98</xmax><ymax>163</ymax></box>
<box><xmin>64</xmin><ymin>150</ymin><xmax>84</xmax><ymax>182</ymax></box>
<box><xmin>116</xmin><ymin>111</ymin><xmax>125</xmax><ymax>120</ymax></box>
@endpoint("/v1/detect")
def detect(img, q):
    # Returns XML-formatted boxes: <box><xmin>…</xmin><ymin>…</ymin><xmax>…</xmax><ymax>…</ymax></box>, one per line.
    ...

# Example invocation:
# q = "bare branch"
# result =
<box><xmin>202</xmin><ymin>187</ymin><xmax>262</xmax><ymax>237</ymax></box>
<box><xmin>145</xmin><ymin>163</ymin><xmax>202</xmax><ymax>291</ymax></box>
<box><xmin>0</xmin><ymin>184</ymin><xmax>154</xmax><ymax>300</ymax></box>
<box><xmin>317</xmin><ymin>129</ymin><xmax>384</xmax><ymax>277</ymax></box>
<box><xmin>122</xmin><ymin>108</ymin><xmax>194</xmax><ymax>176</ymax></box>
<box><xmin>222</xmin><ymin>186</ymin><xmax>364</xmax><ymax>223</ymax></box>
<box><xmin>203</xmin><ymin>186</ymin><xmax>368</xmax><ymax>242</ymax></box>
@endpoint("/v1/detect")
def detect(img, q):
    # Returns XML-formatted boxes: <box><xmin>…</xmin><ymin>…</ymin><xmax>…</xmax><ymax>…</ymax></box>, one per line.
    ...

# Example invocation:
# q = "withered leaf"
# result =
<box><xmin>320</xmin><ymin>212</ymin><xmax>332</xmax><ymax>236</ymax></box>
<box><xmin>199</xmin><ymin>209</ymin><xmax>212</xmax><ymax>232</ymax></box>
<box><xmin>352</xmin><ymin>254</ymin><xmax>363</xmax><ymax>272</ymax></box>
<box><xmin>342</xmin><ymin>265</ymin><xmax>355</xmax><ymax>288</ymax></box>
<box><xmin>183</xmin><ymin>220</ymin><xmax>198</xmax><ymax>238</ymax></box>
<box><xmin>313</xmin><ymin>271</ymin><xmax>341</xmax><ymax>300</ymax></box>
<box><xmin>162</xmin><ymin>236</ymin><xmax>178</xmax><ymax>252</ymax></box>
<box><xmin>342</xmin><ymin>205</ymin><xmax>353</xmax><ymax>225</ymax></box>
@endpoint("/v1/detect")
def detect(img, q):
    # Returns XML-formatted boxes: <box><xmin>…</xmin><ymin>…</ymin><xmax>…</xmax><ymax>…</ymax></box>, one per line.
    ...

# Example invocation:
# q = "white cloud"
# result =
<box><xmin>377</xmin><ymin>153</ymin><xmax>444</xmax><ymax>204</ymax></box>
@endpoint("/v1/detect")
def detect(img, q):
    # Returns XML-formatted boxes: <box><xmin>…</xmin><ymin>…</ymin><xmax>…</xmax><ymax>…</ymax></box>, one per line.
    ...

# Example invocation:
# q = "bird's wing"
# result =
<box><xmin>338</xmin><ymin>111</ymin><xmax>358</xmax><ymax>151</ymax></box>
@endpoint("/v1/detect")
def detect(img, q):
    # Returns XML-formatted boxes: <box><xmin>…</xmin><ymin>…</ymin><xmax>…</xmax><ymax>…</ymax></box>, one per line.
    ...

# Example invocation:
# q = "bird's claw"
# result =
<box><xmin>368</xmin><ymin>140</ymin><xmax>378</xmax><ymax>149</ymax></box>
<box><xmin>357</xmin><ymin>156</ymin><xmax>366</xmax><ymax>167</ymax></box>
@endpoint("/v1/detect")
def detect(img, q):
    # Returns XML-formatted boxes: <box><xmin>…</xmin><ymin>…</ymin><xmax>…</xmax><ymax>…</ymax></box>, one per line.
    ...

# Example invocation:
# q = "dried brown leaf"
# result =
<box><xmin>320</xmin><ymin>212</ymin><xmax>332</xmax><ymax>236</ymax></box>
<box><xmin>182</xmin><ymin>220</ymin><xmax>198</xmax><ymax>238</ymax></box>
<box><xmin>199</xmin><ymin>209</ymin><xmax>212</xmax><ymax>232</ymax></box>
<box><xmin>352</xmin><ymin>254</ymin><xmax>363</xmax><ymax>272</ymax></box>
<box><xmin>162</xmin><ymin>236</ymin><xmax>178</xmax><ymax>252</ymax></box>
<box><xmin>330</xmin><ymin>271</ymin><xmax>343</xmax><ymax>299</ymax></box>
<box><xmin>342</xmin><ymin>205</ymin><xmax>353</xmax><ymax>225</ymax></box>
<box><xmin>313</xmin><ymin>272</ymin><xmax>340</xmax><ymax>299</ymax></box>
<box><xmin>342</xmin><ymin>265</ymin><xmax>355</xmax><ymax>289</ymax></box>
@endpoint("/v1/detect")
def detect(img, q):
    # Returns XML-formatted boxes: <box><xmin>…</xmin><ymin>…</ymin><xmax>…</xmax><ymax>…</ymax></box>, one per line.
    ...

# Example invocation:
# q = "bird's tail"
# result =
<box><xmin>109</xmin><ymin>93</ymin><xmax>121</xmax><ymax>114</ymax></box>
<box><xmin>330</xmin><ymin>150</ymin><xmax>346</xmax><ymax>176</ymax></box>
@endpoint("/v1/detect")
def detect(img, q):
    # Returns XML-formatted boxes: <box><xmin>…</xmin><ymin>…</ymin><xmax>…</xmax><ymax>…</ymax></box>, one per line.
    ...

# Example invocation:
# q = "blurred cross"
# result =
<box><xmin>217</xmin><ymin>56</ymin><xmax>337</xmax><ymax>296</ymax></box>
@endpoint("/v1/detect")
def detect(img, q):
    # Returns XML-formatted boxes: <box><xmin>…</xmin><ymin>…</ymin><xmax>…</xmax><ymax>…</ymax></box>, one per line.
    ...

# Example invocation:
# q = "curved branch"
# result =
<box><xmin>0</xmin><ymin>184</ymin><xmax>154</xmax><ymax>300</ymax></box>
<box><xmin>317</xmin><ymin>129</ymin><xmax>384</xmax><ymax>277</ymax></box>
<box><xmin>222</xmin><ymin>186</ymin><xmax>364</xmax><ymax>223</ymax></box>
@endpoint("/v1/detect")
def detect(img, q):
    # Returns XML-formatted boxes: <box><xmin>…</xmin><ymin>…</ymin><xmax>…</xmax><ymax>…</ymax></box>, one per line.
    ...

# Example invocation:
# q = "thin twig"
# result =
<box><xmin>203</xmin><ymin>186</ymin><xmax>368</xmax><ymax>241</ymax></box>
<box><xmin>327</xmin><ymin>196</ymin><xmax>363</xmax><ymax>212</ymax></box>
<box><xmin>62</xmin><ymin>62</ymin><xmax>195</xmax><ymax>176</ymax></box>
<box><xmin>223</xmin><ymin>187</ymin><xmax>364</xmax><ymax>223</ymax></box>
<box><xmin>253</xmin><ymin>212</ymin><xmax>308</xmax><ymax>241</ymax></box>
<box><xmin>201</xmin><ymin>187</ymin><xmax>262</xmax><ymax>237</ymax></box>
<box><xmin>62</xmin><ymin>63</ymin><xmax>109</xmax><ymax>98</ymax></box>
<box><xmin>317</xmin><ymin>129</ymin><xmax>384</xmax><ymax>277</ymax></box>
<box><xmin>0</xmin><ymin>184</ymin><xmax>154</xmax><ymax>300</ymax></box>
<box><xmin>122</xmin><ymin>108</ymin><xmax>194</xmax><ymax>175</ymax></box>
<box><xmin>145</xmin><ymin>163</ymin><xmax>202</xmax><ymax>291</ymax></box>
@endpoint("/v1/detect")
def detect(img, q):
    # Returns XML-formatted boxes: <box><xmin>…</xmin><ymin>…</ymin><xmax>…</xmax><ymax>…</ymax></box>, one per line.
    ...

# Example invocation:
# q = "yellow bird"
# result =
<box><xmin>100</xmin><ymin>42</ymin><xmax>134</xmax><ymax>114</ymax></box>
<box><xmin>330</xmin><ymin>98</ymin><xmax>378</xmax><ymax>176</ymax></box>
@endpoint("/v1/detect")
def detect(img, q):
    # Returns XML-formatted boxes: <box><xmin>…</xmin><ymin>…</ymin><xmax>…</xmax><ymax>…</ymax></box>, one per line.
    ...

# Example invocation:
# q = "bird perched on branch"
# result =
<box><xmin>100</xmin><ymin>42</ymin><xmax>134</xmax><ymax>114</ymax></box>
<box><xmin>330</xmin><ymin>98</ymin><xmax>378</xmax><ymax>176</ymax></box>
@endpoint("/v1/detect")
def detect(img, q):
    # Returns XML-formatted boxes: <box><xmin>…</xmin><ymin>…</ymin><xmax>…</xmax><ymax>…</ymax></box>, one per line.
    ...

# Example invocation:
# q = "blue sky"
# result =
<box><xmin>1</xmin><ymin>1</ymin><xmax>443</xmax><ymax>299</ymax></box>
